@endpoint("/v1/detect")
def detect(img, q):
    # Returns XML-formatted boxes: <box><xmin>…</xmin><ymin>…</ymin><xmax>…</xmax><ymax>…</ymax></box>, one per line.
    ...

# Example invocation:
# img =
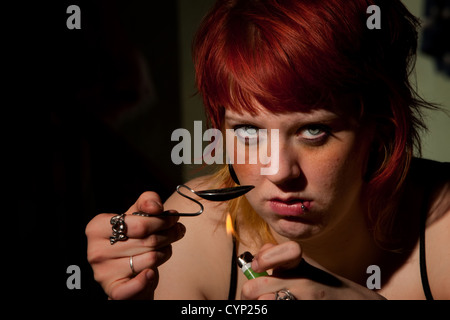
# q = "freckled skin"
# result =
<box><xmin>225</xmin><ymin>107</ymin><xmax>373</xmax><ymax>242</ymax></box>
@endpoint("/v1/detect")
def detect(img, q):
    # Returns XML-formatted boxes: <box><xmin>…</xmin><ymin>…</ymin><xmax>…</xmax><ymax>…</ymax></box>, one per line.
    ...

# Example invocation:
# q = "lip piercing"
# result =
<box><xmin>301</xmin><ymin>203</ymin><xmax>306</xmax><ymax>211</ymax></box>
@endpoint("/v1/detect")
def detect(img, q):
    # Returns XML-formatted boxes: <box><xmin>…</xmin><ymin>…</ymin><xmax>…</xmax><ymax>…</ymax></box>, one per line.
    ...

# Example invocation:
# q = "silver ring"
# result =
<box><xmin>275</xmin><ymin>289</ymin><xmax>296</xmax><ymax>300</ymax></box>
<box><xmin>110</xmin><ymin>213</ymin><xmax>128</xmax><ymax>245</ymax></box>
<box><xmin>129</xmin><ymin>256</ymin><xmax>136</xmax><ymax>276</ymax></box>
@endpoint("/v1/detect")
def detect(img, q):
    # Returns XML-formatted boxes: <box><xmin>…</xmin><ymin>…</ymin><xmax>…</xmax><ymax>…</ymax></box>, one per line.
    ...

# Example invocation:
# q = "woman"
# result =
<box><xmin>85</xmin><ymin>0</ymin><xmax>450</xmax><ymax>300</ymax></box>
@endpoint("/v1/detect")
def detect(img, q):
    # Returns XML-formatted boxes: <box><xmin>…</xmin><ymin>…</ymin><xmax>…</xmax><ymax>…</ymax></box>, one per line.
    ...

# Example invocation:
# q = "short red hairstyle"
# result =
<box><xmin>193</xmin><ymin>0</ymin><xmax>433</xmax><ymax>248</ymax></box>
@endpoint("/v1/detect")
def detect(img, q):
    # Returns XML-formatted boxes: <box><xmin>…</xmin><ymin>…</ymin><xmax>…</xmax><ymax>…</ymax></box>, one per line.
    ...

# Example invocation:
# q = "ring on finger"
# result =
<box><xmin>110</xmin><ymin>213</ymin><xmax>128</xmax><ymax>245</ymax></box>
<box><xmin>129</xmin><ymin>256</ymin><xmax>137</xmax><ymax>277</ymax></box>
<box><xmin>275</xmin><ymin>289</ymin><xmax>296</xmax><ymax>300</ymax></box>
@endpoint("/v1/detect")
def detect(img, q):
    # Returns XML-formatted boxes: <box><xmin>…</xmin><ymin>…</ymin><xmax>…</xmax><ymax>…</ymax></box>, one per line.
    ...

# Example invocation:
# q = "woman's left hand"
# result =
<box><xmin>240</xmin><ymin>241</ymin><xmax>386</xmax><ymax>300</ymax></box>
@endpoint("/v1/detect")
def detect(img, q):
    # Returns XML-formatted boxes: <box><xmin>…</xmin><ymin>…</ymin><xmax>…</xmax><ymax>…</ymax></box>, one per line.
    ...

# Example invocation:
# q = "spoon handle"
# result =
<box><xmin>132</xmin><ymin>210</ymin><xmax>201</xmax><ymax>217</ymax></box>
<box><xmin>133</xmin><ymin>185</ymin><xmax>204</xmax><ymax>217</ymax></box>
<box><xmin>131</xmin><ymin>184</ymin><xmax>254</xmax><ymax>217</ymax></box>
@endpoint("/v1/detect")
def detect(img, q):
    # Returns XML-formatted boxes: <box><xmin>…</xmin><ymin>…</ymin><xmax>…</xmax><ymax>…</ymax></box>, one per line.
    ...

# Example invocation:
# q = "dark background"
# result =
<box><xmin>7</xmin><ymin>0</ymin><xmax>448</xmax><ymax>302</ymax></box>
<box><xmin>10</xmin><ymin>0</ymin><xmax>185</xmax><ymax>300</ymax></box>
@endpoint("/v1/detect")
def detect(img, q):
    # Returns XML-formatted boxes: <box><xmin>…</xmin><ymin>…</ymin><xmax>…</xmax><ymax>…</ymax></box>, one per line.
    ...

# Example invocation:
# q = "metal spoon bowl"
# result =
<box><xmin>194</xmin><ymin>185</ymin><xmax>255</xmax><ymax>201</ymax></box>
<box><xmin>132</xmin><ymin>184</ymin><xmax>254</xmax><ymax>217</ymax></box>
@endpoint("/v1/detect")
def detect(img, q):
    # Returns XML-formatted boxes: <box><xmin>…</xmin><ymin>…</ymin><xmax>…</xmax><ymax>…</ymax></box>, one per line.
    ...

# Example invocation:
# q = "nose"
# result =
<box><xmin>264</xmin><ymin>142</ymin><xmax>302</xmax><ymax>186</ymax></box>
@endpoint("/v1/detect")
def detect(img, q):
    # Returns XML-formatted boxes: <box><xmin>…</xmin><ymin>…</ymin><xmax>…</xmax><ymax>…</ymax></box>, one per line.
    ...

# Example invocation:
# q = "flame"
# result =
<box><xmin>226</xmin><ymin>213</ymin><xmax>235</xmax><ymax>236</ymax></box>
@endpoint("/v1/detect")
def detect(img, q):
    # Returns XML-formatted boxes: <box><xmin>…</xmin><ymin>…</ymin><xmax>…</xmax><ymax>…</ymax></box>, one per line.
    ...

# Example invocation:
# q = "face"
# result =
<box><xmin>224</xmin><ymin>106</ymin><xmax>374</xmax><ymax>242</ymax></box>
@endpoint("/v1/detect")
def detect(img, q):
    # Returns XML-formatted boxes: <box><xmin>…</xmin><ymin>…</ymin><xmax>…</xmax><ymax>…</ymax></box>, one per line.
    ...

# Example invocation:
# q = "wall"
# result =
<box><xmin>403</xmin><ymin>0</ymin><xmax>450</xmax><ymax>162</ymax></box>
<box><xmin>178</xmin><ymin>0</ymin><xmax>215</xmax><ymax>181</ymax></box>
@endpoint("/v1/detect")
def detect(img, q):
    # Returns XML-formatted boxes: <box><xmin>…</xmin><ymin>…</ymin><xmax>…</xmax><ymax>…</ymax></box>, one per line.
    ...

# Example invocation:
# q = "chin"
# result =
<box><xmin>271</xmin><ymin>217</ymin><xmax>322</xmax><ymax>241</ymax></box>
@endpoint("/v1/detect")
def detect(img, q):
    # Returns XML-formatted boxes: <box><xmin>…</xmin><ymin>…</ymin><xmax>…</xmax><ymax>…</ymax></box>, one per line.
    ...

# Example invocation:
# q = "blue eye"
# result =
<box><xmin>235</xmin><ymin>126</ymin><xmax>257</xmax><ymax>137</ymax></box>
<box><xmin>299</xmin><ymin>125</ymin><xmax>330</xmax><ymax>144</ymax></box>
<box><xmin>305</xmin><ymin>127</ymin><xmax>323</xmax><ymax>137</ymax></box>
<box><xmin>234</xmin><ymin>125</ymin><xmax>261</xmax><ymax>144</ymax></box>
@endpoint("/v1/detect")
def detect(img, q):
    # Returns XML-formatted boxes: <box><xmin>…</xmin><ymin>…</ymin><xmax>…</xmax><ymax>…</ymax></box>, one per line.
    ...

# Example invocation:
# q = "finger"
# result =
<box><xmin>130</xmin><ymin>222</ymin><xmax>186</xmax><ymax>251</ymax></box>
<box><xmin>241</xmin><ymin>276</ymin><xmax>300</xmax><ymax>301</ymax></box>
<box><xmin>127</xmin><ymin>245</ymin><xmax>173</xmax><ymax>276</ymax></box>
<box><xmin>125</xmin><ymin>214</ymin><xmax>180</xmax><ymax>238</ymax></box>
<box><xmin>95</xmin><ymin>245</ymin><xmax>172</xmax><ymax>284</ymax></box>
<box><xmin>97</xmin><ymin>245</ymin><xmax>170</xmax><ymax>299</ymax></box>
<box><xmin>88</xmin><ymin>222</ymin><xmax>185</xmax><ymax>265</ymax></box>
<box><xmin>125</xmin><ymin>191</ymin><xmax>164</xmax><ymax>216</ymax></box>
<box><xmin>240</xmin><ymin>276</ymin><xmax>278</xmax><ymax>300</ymax></box>
<box><xmin>251</xmin><ymin>243</ymin><xmax>276</xmax><ymax>271</ymax></box>
<box><xmin>253</xmin><ymin>241</ymin><xmax>302</xmax><ymax>272</ymax></box>
<box><xmin>109</xmin><ymin>269</ymin><xmax>158</xmax><ymax>300</ymax></box>
<box><xmin>126</xmin><ymin>191</ymin><xmax>180</xmax><ymax>235</ymax></box>
<box><xmin>87</xmin><ymin>191</ymin><xmax>179</xmax><ymax>241</ymax></box>
<box><xmin>87</xmin><ymin>212</ymin><xmax>180</xmax><ymax>241</ymax></box>
<box><xmin>115</xmin><ymin>221</ymin><xmax>185</xmax><ymax>257</ymax></box>
<box><xmin>257</xmin><ymin>293</ymin><xmax>277</xmax><ymax>300</ymax></box>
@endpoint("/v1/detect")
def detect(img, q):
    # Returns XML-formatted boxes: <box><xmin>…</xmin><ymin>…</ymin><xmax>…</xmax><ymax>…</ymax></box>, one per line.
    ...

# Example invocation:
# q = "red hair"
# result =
<box><xmin>193</xmin><ymin>0</ymin><xmax>433</xmax><ymax>248</ymax></box>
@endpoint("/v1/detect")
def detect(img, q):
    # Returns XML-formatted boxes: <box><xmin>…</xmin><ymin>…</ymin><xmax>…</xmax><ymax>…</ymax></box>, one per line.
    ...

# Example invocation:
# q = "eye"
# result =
<box><xmin>298</xmin><ymin>125</ymin><xmax>330</xmax><ymax>144</ymax></box>
<box><xmin>233</xmin><ymin>125</ymin><xmax>261</xmax><ymax>144</ymax></box>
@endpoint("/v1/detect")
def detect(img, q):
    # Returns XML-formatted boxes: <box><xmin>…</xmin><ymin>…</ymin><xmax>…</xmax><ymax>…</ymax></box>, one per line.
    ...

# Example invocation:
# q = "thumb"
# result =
<box><xmin>109</xmin><ymin>269</ymin><xmax>158</xmax><ymax>300</ymax></box>
<box><xmin>125</xmin><ymin>191</ymin><xmax>165</xmax><ymax>216</ymax></box>
<box><xmin>253</xmin><ymin>241</ymin><xmax>302</xmax><ymax>273</ymax></box>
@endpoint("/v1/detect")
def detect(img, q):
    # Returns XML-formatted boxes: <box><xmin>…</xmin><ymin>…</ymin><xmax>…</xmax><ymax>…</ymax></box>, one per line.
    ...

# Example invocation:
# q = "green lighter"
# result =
<box><xmin>237</xmin><ymin>251</ymin><xmax>269</xmax><ymax>279</ymax></box>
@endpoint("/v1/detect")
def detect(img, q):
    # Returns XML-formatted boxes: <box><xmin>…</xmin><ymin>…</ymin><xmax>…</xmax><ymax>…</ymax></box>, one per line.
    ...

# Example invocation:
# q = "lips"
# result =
<box><xmin>268</xmin><ymin>198</ymin><xmax>311</xmax><ymax>216</ymax></box>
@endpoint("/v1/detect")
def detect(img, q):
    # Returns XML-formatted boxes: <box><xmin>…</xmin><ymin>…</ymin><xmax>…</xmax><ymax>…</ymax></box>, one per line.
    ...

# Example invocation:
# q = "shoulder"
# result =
<box><xmin>425</xmin><ymin>190</ymin><xmax>450</xmax><ymax>299</ymax></box>
<box><xmin>411</xmin><ymin>158</ymin><xmax>450</xmax><ymax>299</ymax></box>
<box><xmin>155</xmin><ymin>175</ymin><xmax>232</xmax><ymax>299</ymax></box>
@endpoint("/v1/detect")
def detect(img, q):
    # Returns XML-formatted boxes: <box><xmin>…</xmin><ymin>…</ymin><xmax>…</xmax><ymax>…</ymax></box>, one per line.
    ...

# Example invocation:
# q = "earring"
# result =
<box><xmin>228</xmin><ymin>163</ymin><xmax>240</xmax><ymax>185</ymax></box>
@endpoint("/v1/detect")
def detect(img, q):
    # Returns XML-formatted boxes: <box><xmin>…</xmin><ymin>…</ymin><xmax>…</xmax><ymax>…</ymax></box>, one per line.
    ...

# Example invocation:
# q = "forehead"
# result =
<box><xmin>223</xmin><ymin>90</ymin><xmax>360</xmax><ymax>117</ymax></box>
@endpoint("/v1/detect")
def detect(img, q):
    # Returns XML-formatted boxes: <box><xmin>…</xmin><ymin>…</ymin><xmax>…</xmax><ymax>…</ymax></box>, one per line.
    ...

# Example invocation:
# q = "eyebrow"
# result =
<box><xmin>224</xmin><ymin>115</ymin><xmax>245</xmax><ymax>122</ymax></box>
<box><xmin>223</xmin><ymin>114</ymin><xmax>264</xmax><ymax>128</ymax></box>
<box><xmin>224</xmin><ymin>110</ymin><xmax>339</xmax><ymax>123</ymax></box>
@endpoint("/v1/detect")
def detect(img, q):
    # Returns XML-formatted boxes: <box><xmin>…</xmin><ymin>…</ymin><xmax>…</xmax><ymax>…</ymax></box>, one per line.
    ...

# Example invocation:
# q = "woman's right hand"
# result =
<box><xmin>85</xmin><ymin>191</ymin><xmax>186</xmax><ymax>300</ymax></box>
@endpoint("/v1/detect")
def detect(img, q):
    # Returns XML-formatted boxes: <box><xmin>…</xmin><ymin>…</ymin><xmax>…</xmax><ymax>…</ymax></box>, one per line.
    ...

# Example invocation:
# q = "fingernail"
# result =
<box><xmin>152</xmin><ymin>201</ymin><xmax>163</xmax><ymax>210</ymax></box>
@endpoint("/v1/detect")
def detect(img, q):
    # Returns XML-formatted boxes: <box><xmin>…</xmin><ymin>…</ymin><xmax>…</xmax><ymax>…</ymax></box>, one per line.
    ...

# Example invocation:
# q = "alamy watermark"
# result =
<box><xmin>66</xmin><ymin>5</ymin><xmax>81</xmax><ymax>30</ymax></box>
<box><xmin>67</xmin><ymin>4</ymin><xmax>380</xmax><ymax>30</ymax></box>
<box><xmin>171</xmin><ymin>121</ymin><xmax>280</xmax><ymax>175</ymax></box>
<box><xmin>66</xmin><ymin>265</ymin><xmax>81</xmax><ymax>289</ymax></box>
<box><xmin>367</xmin><ymin>5</ymin><xmax>381</xmax><ymax>30</ymax></box>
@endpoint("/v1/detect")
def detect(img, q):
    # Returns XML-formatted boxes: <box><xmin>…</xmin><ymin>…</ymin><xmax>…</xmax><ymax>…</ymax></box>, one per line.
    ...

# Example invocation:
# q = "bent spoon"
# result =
<box><xmin>132</xmin><ymin>184</ymin><xmax>254</xmax><ymax>217</ymax></box>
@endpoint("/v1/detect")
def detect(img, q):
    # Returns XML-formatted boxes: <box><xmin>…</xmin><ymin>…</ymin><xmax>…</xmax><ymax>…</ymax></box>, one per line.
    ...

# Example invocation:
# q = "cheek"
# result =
<box><xmin>227</xmin><ymin>135</ymin><xmax>264</xmax><ymax>185</ymax></box>
<box><xmin>303</xmin><ymin>138</ymin><xmax>366</xmax><ymax>197</ymax></box>
<box><xmin>233</xmin><ymin>163</ymin><xmax>262</xmax><ymax>185</ymax></box>
<box><xmin>302</xmin><ymin>156</ymin><xmax>342</xmax><ymax>198</ymax></box>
